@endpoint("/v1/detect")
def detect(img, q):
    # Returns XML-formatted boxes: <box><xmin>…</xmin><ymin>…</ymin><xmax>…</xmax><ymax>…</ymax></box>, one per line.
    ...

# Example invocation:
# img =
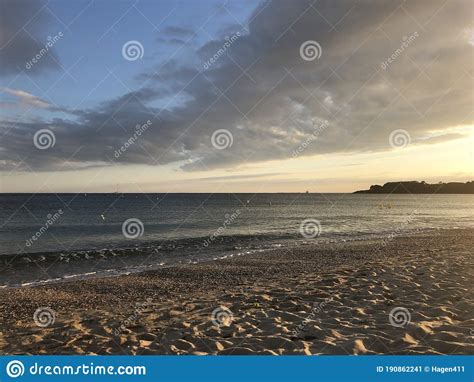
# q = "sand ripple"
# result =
<box><xmin>1</xmin><ymin>229</ymin><xmax>473</xmax><ymax>355</ymax></box>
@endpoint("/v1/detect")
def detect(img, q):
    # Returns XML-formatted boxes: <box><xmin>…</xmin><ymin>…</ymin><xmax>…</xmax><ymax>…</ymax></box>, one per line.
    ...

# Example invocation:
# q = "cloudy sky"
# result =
<box><xmin>0</xmin><ymin>0</ymin><xmax>472</xmax><ymax>193</ymax></box>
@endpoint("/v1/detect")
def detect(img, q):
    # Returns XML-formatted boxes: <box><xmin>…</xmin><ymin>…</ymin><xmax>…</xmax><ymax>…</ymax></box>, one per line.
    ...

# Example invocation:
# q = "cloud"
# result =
<box><xmin>156</xmin><ymin>25</ymin><xmax>197</xmax><ymax>46</ymax></box>
<box><xmin>0</xmin><ymin>0</ymin><xmax>61</xmax><ymax>77</ymax></box>
<box><xmin>417</xmin><ymin>132</ymin><xmax>468</xmax><ymax>146</ymax></box>
<box><xmin>1</xmin><ymin>87</ymin><xmax>51</xmax><ymax>109</ymax></box>
<box><xmin>162</xmin><ymin>25</ymin><xmax>197</xmax><ymax>38</ymax></box>
<box><xmin>156</xmin><ymin>37</ymin><xmax>187</xmax><ymax>45</ymax></box>
<box><xmin>194</xmin><ymin>172</ymin><xmax>286</xmax><ymax>182</ymax></box>
<box><xmin>0</xmin><ymin>0</ymin><xmax>472</xmax><ymax>172</ymax></box>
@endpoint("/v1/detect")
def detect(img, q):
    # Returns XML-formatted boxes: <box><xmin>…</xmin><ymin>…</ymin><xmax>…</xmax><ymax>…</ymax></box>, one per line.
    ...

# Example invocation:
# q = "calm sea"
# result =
<box><xmin>0</xmin><ymin>193</ymin><xmax>472</xmax><ymax>287</ymax></box>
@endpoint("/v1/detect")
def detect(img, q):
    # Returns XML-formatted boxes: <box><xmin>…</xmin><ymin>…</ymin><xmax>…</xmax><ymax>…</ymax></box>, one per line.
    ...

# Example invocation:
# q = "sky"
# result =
<box><xmin>0</xmin><ymin>0</ymin><xmax>473</xmax><ymax>193</ymax></box>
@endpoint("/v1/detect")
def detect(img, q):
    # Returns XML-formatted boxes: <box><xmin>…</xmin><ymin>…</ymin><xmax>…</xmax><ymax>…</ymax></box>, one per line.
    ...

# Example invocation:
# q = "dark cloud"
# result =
<box><xmin>156</xmin><ymin>37</ymin><xmax>187</xmax><ymax>45</ymax></box>
<box><xmin>0</xmin><ymin>0</ymin><xmax>472</xmax><ymax>172</ymax></box>
<box><xmin>162</xmin><ymin>25</ymin><xmax>196</xmax><ymax>38</ymax></box>
<box><xmin>0</xmin><ymin>0</ymin><xmax>61</xmax><ymax>77</ymax></box>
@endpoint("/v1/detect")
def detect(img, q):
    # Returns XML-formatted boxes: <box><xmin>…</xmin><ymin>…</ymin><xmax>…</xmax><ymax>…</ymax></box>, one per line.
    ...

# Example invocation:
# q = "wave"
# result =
<box><xmin>0</xmin><ymin>227</ymin><xmax>447</xmax><ymax>288</ymax></box>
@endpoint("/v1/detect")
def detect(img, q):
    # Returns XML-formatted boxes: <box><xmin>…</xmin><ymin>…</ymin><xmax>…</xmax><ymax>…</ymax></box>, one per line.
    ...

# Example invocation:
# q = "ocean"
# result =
<box><xmin>0</xmin><ymin>193</ymin><xmax>472</xmax><ymax>287</ymax></box>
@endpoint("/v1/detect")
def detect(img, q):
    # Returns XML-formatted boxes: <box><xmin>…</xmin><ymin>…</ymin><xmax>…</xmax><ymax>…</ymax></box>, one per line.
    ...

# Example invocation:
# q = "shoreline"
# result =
<box><xmin>0</xmin><ymin>227</ymin><xmax>445</xmax><ymax>288</ymax></box>
<box><xmin>0</xmin><ymin>228</ymin><xmax>472</xmax><ymax>355</ymax></box>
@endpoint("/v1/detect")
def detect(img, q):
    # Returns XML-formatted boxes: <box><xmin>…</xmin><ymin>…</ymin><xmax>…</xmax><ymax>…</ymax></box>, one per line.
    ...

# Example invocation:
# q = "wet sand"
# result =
<box><xmin>0</xmin><ymin>229</ymin><xmax>473</xmax><ymax>355</ymax></box>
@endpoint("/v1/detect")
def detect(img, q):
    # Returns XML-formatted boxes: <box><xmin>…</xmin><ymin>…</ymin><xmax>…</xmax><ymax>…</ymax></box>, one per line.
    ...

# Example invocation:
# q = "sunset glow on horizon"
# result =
<box><xmin>1</xmin><ymin>0</ymin><xmax>473</xmax><ymax>193</ymax></box>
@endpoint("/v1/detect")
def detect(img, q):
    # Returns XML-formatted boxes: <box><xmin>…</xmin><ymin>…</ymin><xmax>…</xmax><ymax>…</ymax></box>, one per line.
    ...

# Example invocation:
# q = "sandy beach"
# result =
<box><xmin>0</xmin><ymin>228</ymin><xmax>472</xmax><ymax>355</ymax></box>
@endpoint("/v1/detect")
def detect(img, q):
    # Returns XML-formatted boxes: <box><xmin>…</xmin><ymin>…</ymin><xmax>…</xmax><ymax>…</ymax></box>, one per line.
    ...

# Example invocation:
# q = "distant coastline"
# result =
<box><xmin>354</xmin><ymin>181</ymin><xmax>474</xmax><ymax>194</ymax></box>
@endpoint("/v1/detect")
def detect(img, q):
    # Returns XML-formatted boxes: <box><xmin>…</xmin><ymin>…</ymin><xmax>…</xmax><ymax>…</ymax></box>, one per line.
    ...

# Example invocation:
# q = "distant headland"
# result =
<box><xmin>354</xmin><ymin>181</ymin><xmax>474</xmax><ymax>194</ymax></box>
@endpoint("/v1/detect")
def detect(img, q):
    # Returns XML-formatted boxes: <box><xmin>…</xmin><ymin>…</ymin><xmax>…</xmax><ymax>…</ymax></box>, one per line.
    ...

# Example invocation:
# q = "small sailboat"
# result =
<box><xmin>114</xmin><ymin>184</ymin><xmax>125</xmax><ymax>197</ymax></box>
